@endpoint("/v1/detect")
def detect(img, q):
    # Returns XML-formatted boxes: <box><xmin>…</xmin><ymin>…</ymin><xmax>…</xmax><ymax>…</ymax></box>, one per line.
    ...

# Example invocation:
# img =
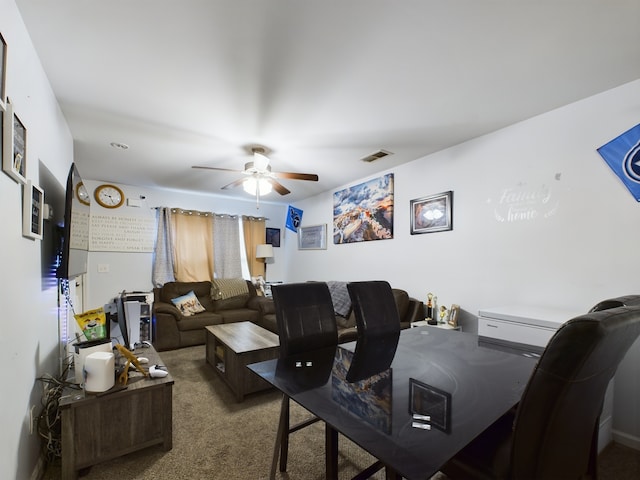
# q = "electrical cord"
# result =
<box><xmin>36</xmin><ymin>364</ymin><xmax>81</xmax><ymax>461</ymax></box>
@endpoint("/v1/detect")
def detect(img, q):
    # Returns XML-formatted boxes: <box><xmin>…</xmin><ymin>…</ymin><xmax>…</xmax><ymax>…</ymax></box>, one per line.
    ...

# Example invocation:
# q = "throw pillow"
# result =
<box><xmin>171</xmin><ymin>290</ymin><xmax>206</xmax><ymax>316</ymax></box>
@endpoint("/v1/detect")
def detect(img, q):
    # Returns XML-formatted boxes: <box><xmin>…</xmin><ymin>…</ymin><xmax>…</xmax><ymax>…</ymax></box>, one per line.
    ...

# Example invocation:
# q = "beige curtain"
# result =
<box><xmin>242</xmin><ymin>216</ymin><xmax>266</xmax><ymax>278</ymax></box>
<box><xmin>171</xmin><ymin>210</ymin><xmax>214</xmax><ymax>282</ymax></box>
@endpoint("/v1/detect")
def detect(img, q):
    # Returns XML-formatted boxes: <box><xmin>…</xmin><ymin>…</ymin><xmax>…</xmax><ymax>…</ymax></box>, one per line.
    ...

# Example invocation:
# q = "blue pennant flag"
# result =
<box><xmin>285</xmin><ymin>205</ymin><xmax>303</xmax><ymax>232</ymax></box>
<box><xmin>597</xmin><ymin>123</ymin><xmax>640</xmax><ymax>201</ymax></box>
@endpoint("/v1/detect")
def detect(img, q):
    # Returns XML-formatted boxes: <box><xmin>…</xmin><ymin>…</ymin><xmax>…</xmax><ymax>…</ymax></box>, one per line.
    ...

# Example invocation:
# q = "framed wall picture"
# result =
<box><xmin>333</xmin><ymin>173</ymin><xmax>394</xmax><ymax>243</ymax></box>
<box><xmin>23</xmin><ymin>180</ymin><xmax>44</xmax><ymax>240</ymax></box>
<box><xmin>298</xmin><ymin>224</ymin><xmax>327</xmax><ymax>250</ymax></box>
<box><xmin>0</xmin><ymin>31</ymin><xmax>6</xmax><ymax>109</ymax></box>
<box><xmin>410</xmin><ymin>190</ymin><xmax>453</xmax><ymax>235</ymax></box>
<box><xmin>266</xmin><ymin>227</ymin><xmax>281</xmax><ymax>247</ymax></box>
<box><xmin>2</xmin><ymin>101</ymin><xmax>27</xmax><ymax>184</ymax></box>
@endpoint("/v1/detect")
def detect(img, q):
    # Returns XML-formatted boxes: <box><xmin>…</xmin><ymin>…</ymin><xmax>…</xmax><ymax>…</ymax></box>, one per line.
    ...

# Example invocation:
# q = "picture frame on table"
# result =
<box><xmin>23</xmin><ymin>180</ymin><xmax>44</xmax><ymax>240</ymax></box>
<box><xmin>409</xmin><ymin>378</ymin><xmax>452</xmax><ymax>433</ymax></box>
<box><xmin>0</xmin><ymin>31</ymin><xmax>7</xmax><ymax>109</ymax></box>
<box><xmin>448</xmin><ymin>304</ymin><xmax>460</xmax><ymax>328</ymax></box>
<box><xmin>266</xmin><ymin>227</ymin><xmax>281</xmax><ymax>247</ymax></box>
<box><xmin>2</xmin><ymin>100</ymin><xmax>27</xmax><ymax>184</ymax></box>
<box><xmin>410</xmin><ymin>190</ymin><xmax>453</xmax><ymax>235</ymax></box>
<box><xmin>298</xmin><ymin>224</ymin><xmax>327</xmax><ymax>250</ymax></box>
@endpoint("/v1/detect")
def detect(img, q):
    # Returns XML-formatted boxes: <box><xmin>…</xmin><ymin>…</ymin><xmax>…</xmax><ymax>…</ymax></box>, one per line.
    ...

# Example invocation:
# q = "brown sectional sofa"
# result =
<box><xmin>153</xmin><ymin>279</ymin><xmax>424</xmax><ymax>350</ymax></box>
<box><xmin>153</xmin><ymin>280</ymin><xmax>270</xmax><ymax>351</ymax></box>
<box><xmin>255</xmin><ymin>286</ymin><xmax>424</xmax><ymax>341</ymax></box>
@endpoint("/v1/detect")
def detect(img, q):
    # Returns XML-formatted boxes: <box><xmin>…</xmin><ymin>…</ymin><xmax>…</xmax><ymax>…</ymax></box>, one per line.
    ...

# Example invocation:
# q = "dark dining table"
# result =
<box><xmin>248</xmin><ymin>325</ymin><xmax>538</xmax><ymax>480</ymax></box>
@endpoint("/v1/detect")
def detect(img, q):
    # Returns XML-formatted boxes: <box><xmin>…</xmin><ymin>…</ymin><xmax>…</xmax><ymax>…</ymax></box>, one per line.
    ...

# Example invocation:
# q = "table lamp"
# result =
<box><xmin>256</xmin><ymin>243</ymin><xmax>274</xmax><ymax>280</ymax></box>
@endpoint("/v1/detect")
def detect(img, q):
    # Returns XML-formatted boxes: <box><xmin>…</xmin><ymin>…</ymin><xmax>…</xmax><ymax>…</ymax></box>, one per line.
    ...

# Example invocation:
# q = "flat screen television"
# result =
<box><xmin>57</xmin><ymin>163</ymin><xmax>90</xmax><ymax>279</ymax></box>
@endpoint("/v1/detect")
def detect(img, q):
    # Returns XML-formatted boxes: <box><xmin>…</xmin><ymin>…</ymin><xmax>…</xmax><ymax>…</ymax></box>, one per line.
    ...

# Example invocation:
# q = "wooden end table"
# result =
<box><xmin>60</xmin><ymin>344</ymin><xmax>173</xmax><ymax>480</ymax></box>
<box><xmin>205</xmin><ymin>322</ymin><xmax>279</xmax><ymax>402</ymax></box>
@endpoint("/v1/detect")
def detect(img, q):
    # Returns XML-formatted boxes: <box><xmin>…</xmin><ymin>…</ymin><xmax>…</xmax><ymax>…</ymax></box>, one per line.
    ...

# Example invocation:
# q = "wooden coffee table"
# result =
<box><xmin>205</xmin><ymin>322</ymin><xmax>279</xmax><ymax>401</ymax></box>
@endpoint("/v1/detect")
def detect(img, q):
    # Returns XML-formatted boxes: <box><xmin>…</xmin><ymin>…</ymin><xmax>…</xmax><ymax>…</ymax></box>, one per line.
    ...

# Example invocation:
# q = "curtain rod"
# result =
<box><xmin>155</xmin><ymin>207</ymin><xmax>268</xmax><ymax>220</ymax></box>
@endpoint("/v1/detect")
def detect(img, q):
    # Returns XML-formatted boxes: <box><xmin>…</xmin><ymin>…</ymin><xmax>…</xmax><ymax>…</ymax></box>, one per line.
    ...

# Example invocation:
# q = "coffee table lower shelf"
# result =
<box><xmin>205</xmin><ymin>322</ymin><xmax>280</xmax><ymax>402</ymax></box>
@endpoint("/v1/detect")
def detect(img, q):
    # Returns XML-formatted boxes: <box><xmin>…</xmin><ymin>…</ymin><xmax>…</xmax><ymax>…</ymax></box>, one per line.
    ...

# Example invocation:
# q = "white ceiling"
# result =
<box><xmin>16</xmin><ymin>0</ymin><xmax>640</xmax><ymax>203</ymax></box>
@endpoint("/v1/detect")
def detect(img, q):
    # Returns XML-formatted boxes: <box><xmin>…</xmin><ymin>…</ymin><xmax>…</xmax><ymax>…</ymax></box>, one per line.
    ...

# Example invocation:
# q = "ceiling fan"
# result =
<box><xmin>192</xmin><ymin>146</ymin><xmax>319</xmax><ymax>202</ymax></box>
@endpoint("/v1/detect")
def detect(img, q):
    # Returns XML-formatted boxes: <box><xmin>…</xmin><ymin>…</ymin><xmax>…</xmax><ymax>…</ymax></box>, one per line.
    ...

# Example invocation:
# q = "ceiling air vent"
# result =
<box><xmin>360</xmin><ymin>149</ymin><xmax>393</xmax><ymax>163</ymax></box>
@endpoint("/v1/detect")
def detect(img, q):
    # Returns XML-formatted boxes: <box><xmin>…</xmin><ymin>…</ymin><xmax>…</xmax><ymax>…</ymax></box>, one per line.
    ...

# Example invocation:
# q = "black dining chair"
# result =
<box><xmin>589</xmin><ymin>294</ymin><xmax>640</xmax><ymax>313</ymax></box>
<box><xmin>269</xmin><ymin>282</ymin><xmax>338</xmax><ymax>479</ymax></box>
<box><xmin>441</xmin><ymin>304</ymin><xmax>640</xmax><ymax>480</ymax></box>
<box><xmin>347</xmin><ymin>280</ymin><xmax>402</xmax><ymax>338</ymax></box>
<box><xmin>345</xmin><ymin>281</ymin><xmax>402</xmax><ymax>478</ymax></box>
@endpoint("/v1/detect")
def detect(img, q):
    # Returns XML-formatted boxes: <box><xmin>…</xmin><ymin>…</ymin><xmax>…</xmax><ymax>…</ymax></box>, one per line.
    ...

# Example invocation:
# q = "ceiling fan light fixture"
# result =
<box><xmin>253</xmin><ymin>151</ymin><xmax>270</xmax><ymax>171</ymax></box>
<box><xmin>243</xmin><ymin>177</ymin><xmax>272</xmax><ymax>196</ymax></box>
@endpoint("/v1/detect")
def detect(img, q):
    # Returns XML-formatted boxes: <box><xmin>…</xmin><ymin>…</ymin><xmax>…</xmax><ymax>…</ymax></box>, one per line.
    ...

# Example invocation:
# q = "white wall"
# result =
<box><xmin>78</xmin><ymin>181</ymin><xmax>289</xmax><ymax>310</ymax></box>
<box><xmin>287</xmin><ymin>79</ymin><xmax>640</xmax><ymax>447</ymax></box>
<box><xmin>0</xmin><ymin>1</ymin><xmax>74</xmax><ymax>478</ymax></box>
<box><xmin>3</xmin><ymin>2</ymin><xmax>639</xmax><ymax>477</ymax></box>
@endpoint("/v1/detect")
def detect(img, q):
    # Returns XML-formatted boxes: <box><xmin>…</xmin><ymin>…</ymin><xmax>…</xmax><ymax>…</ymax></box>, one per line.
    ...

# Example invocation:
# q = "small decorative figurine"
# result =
<box><xmin>439</xmin><ymin>305</ymin><xmax>448</xmax><ymax>324</ymax></box>
<box><xmin>426</xmin><ymin>293</ymin><xmax>437</xmax><ymax>325</ymax></box>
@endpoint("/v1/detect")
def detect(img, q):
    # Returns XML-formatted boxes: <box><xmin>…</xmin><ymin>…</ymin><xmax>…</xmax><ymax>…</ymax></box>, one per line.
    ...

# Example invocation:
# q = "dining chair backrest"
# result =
<box><xmin>272</xmin><ymin>282</ymin><xmax>338</xmax><ymax>358</ymax></box>
<box><xmin>345</xmin><ymin>331</ymin><xmax>399</xmax><ymax>383</ymax></box>
<box><xmin>510</xmin><ymin>305</ymin><xmax>640</xmax><ymax>479</ymax></box>
<box><xmin>589</xmin><ymin>294</ymin><xmax>640</xmax><ymax>312</ymax></box>
<box><xmin>347</xmin><ymin>280</ymin><xmax>401</xmax><ymax>338</ymax></box>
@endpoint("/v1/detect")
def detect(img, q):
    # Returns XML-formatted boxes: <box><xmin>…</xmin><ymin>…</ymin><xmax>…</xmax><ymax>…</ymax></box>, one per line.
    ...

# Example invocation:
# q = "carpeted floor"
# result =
<box><xmin>43</xmin><ymin>345</ymin><xmax>640</xmax><ymax>479</ymax></box>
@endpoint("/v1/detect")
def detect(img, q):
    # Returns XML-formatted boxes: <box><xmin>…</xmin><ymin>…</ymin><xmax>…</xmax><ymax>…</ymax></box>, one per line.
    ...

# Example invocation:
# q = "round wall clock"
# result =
<box><xmin>94</xmin><ymin>184</ymin><xmax>125</xmax><ymax>209</ymax></box>
<box><xmin>75</xmin><ymin>182</ymin><xmax>90</xmax><ymax>206</ymax></box>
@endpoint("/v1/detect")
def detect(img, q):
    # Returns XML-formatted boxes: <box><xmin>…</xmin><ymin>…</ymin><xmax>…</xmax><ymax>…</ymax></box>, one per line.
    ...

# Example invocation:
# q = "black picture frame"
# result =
<box><xmin>409</xmin><ymin>378</ymin><xmax>452</xmax><ymax>433</ymax></box>
<box><xmin>410</xmin><ymin>190</ymin><xmax>453</xmax><ymax>235</ymax></box>
<box><xmin>266</xmin><ymin>227</ymin><xmax>280</xmax><ymax>247</ymax></box>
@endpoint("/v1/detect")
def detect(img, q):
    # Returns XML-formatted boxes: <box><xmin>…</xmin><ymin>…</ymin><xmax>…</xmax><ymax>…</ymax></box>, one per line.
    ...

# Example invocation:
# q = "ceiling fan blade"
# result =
<box><xmin>272</xmin><ymin>171</ymin><xmax>319</xmax><ymax>181</ymax></box>
<box><xmin>267</xmin><ymin>178</ymin><xmax>291</xmax><ymax>195</ymax></box>
<box><xmin>192</xmin><ymin>165</ymin><xmax>244</xmax><ymax>173</ymax></box>
<box><xmin>221</xmin><ymin>178</ymin><xmax>246</xmax><ymax>190</ymax></box>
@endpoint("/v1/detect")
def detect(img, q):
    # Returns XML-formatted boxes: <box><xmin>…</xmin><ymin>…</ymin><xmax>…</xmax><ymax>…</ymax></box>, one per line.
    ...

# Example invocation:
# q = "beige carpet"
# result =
<box><xmin>43</xmin><ymin>345</ymin><xmax>639</xmax><ymax>480</ymax></box>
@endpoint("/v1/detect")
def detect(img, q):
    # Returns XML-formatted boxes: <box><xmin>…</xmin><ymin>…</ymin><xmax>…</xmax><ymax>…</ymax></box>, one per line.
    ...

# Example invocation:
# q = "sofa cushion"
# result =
<box><xmin>260</xmin><ymin>314</ymin><xmax>278</xmax><ymax>333</ymax></box>
<box><xmin>253</xmin><ymin>296</ymin><xmax>275</xmax><ymax>314</ymax></box>
<box><xmin>176</xmin><ymin>312</ymin><xmax>222</xmax><ymax>331</ymax></box>
<box><xmin>393</xmin><ymin>289</ymin><xmax>410</xmax><ymax>319</ymax></box>
<box><xmin>159</xmin><ymin>281</ymin><xmax>214</xmax><ymax>311</ymax></box>
<box><xmin>214</xmin><ymin>294</ymin><xmax>250</xmax><ymax>311</ymax></box>
<box><xmin>171</xmin><ymin>290</ymin><xmax>206</xmax><ymax>316</ymax></box>
<box><xmin>220</xmin><ymin>308</ymin><xmax>260</xmax><ymax>324</ymax></box>
<box><xmin>212</xmin><ymin>280</ymin><xmax>258</xmax><ymax>311</ymax></box>
<box><xmin>336</xmin><ymin>312</ymin><xmax>357</xmax><ymax>329</ymax></box>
